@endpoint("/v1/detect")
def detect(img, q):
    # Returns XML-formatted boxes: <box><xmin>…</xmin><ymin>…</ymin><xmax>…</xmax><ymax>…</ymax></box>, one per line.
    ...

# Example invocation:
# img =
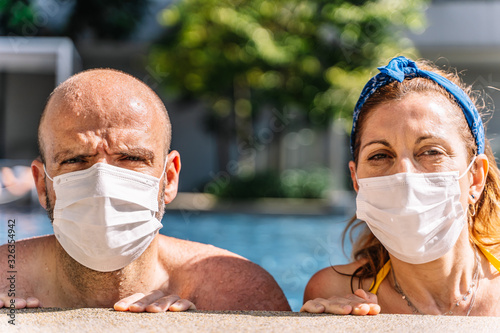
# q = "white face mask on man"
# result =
<box><xmin>44</xmin><ymin>162</ymin><xmax>166</xmax><ymax>272</ymax></box>
<box><xmin>355</xmin><ymin>157</ymin><xmax>476</xmax><ymax>265</ymax></box>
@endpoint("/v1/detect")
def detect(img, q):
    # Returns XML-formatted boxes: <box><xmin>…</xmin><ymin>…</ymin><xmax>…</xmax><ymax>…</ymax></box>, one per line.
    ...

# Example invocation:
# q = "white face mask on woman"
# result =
<box><xmin>355</xmin><ymin>158</ymin><xmax>475</xmax><ymax>264</ymax></box>
<box><xmin>44</xmin><ymin>162</ymin><xmax>166</xmax><ymax>272</ymax></box>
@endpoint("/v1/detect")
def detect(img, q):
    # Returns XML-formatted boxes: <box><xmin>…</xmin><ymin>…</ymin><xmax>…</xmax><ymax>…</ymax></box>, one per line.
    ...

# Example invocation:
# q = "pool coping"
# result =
<box><xmin>2</xmin><ymin>308</ymin><xmax>500</xmax><ymax>332</ymax></box>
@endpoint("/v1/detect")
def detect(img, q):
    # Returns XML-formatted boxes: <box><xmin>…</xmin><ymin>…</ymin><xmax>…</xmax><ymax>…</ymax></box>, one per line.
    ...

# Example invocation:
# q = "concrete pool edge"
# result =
<box><xmin>2</xmin><ymin>308</ymin><xmax>500</xmax><ymax>332</ymax></box>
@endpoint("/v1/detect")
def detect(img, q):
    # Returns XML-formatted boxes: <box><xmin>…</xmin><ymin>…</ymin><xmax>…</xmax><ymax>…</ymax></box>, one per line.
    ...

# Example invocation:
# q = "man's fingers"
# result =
<box><xmin>128</xmin><ymin>290</ymin><xmax>167</xmax><ymax>312</ymax></box>
<box><xmin>0</xmin><ymin>293</ymin><xmax>8</xmax><ymax>307</ymax></box>
<box><xmin>26</xmin><ymin>297</ymin><xmax>40</xmax><ymax>308</ymax></box>
<box><xmin>13</xmin><ymin>298</ymin><xmax>27</xmax><ymax>309</ymax></box>
<box><xmin>143</xmin><ymin>294</ymin><xmax>179</xmax><ymax>313</ymax></box>
<box><xmin>0</xmin><ymin>294</ymin><xmax>40</xmax><ymax>309</ymax></box>
<box><xmin>114</xmin><ymin>292</ymin><xmax>146</xmax><ymax>311</ymax></box>
<box><xmin>114</xmin><ymin>291</ymin><xmax>195</xmax><ymax>313</ymax></box>
<box><xmin>144</xmin><ymin>295</ymin><xmax>193</xmax><ymax>313</ymax></box>
<box><xmin>168</xmin><ymin>299</ymin><xmax>196</xmax><ymax>312</ymax></box>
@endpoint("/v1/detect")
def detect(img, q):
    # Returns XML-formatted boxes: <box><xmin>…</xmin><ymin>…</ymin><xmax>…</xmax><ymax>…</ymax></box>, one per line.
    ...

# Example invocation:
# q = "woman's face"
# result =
<box><xmin>350</xmin><ymin>92</ymin><xmax>473</xmax><ymax>208</ymax></box>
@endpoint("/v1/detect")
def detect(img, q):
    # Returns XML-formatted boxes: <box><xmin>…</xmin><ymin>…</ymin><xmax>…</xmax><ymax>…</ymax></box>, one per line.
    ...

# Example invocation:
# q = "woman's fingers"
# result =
<box><xmin>353</xmin><ymin>289</ymin><xmax>381</xmax><ymax>315</ymax></box>
<box><xmin>301</xmin><ymin>291</ymin><xmax>380</xmax><ymax>315</ymax></box>
<box><xmin>300</xmin><ymin>298</ymin><xmax>352</xmax><ymax>315</ymax></box>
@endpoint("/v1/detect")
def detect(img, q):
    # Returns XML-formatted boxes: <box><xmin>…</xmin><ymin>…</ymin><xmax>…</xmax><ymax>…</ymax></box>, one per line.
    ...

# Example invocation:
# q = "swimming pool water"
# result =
<box><xmin>0</xmin><ymin>207</ymin><xmax>351</xmax><ymax>311</ymax></box>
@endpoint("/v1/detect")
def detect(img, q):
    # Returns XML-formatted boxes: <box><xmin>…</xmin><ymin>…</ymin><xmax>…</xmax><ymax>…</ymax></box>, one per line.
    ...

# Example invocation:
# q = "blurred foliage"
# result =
<box><xmin>151</xmin><ymin>0</ymin><xmax>427</xmax><ymax>128</ymax></box>
<box><xmin>151</xmin><ymin>0</ymin><xmax>427</xmax><ymax>197</ymax></box>
<box><xmin>205</xmin><ymin>168</ymin><xmax>330</xmax><ymax>199</ymax></box>
<box><xmin>0</xmin><ymin>0</ymin><xmax>36</xmax><ymax>36</ymax></box>
<box><xmin>0</xmin><ymin>0</ymin><xmax>149</xmax><ymax>40</ymax></box>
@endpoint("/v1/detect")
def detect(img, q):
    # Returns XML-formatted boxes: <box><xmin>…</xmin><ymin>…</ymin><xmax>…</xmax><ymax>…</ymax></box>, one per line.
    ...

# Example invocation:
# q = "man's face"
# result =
<box><xmin>41</xmin><ymin>79</ymin><xmax>169</xmax><ymax>216</ymax></box>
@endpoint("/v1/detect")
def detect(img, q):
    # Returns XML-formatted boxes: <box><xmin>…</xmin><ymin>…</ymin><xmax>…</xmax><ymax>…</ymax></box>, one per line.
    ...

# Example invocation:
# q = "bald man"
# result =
<box><xmin>0</xmin><ymin>69</ymin><xmax>290</xmax><ymax>312</ymax></box>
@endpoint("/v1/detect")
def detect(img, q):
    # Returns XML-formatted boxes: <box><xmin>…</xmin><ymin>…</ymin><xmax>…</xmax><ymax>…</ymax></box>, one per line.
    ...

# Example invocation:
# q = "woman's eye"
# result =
<box><xmin>421</xmin><ymin>149</ymin><xmax>442</xmax><ymax>156</ymax></box>
<box><xmin>368</xmin><ymin>153</ymin><xmax>389</xmax><ymax>161</ymax></box>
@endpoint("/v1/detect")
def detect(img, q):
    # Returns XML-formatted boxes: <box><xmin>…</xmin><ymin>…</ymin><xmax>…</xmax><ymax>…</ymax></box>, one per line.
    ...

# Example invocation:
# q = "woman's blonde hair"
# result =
<box><xmin>346</xmin><ymin>59</ymin><xmax>500</xmax><ymax>292</ymax></box>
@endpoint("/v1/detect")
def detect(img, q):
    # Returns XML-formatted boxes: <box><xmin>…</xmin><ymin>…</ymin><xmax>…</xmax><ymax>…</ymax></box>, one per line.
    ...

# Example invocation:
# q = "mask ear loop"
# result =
<box><xmin>43</xmin><ymin>164</ymin><xmax>54</xmax><ymax>182</ymax></box>
<box><xmin>461</xmin><ymin>156</ymin><xmax>479</xmax><ymax>220</ymax></box>
<box><xmin>158</xmin><ymin>157</ymin><xmax>169</xmax><ymax>181</ymax></box>
<box><xmin>459</xmin><ymin>155</ymin><xmax>477</xmax><ymax>179</ymax></box>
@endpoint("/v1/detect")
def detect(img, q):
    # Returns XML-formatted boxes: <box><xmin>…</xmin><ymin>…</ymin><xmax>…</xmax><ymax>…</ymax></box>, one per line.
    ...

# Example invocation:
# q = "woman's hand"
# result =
<box><xmin>300</xmin><ymin>289</ymin><xmax>380</xmax><ymax>315</ymax></box>
<box><xmin>114</xmin><ymin>290</ymin><xmax>196</xmax><ymax>313</ymax></box>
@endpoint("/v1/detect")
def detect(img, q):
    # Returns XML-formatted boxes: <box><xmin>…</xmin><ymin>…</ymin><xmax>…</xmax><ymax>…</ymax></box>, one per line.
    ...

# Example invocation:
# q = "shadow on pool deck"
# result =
<box><xmin>2</xmin><ymin>308</ymin><xmax>500</xmax><ymax>332</ymax></box>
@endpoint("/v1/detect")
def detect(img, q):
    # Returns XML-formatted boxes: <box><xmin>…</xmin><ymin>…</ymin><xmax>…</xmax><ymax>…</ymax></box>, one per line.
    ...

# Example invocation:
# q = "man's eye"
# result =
<box><xmin>61</xmin><ymin>158</ymin><xmax>83</xmax><ymax>164</ymax></box>
<box><xmin>124</xmin><ymin>156</ymin><xmax>143</xmax><ymax>161</ymax></box>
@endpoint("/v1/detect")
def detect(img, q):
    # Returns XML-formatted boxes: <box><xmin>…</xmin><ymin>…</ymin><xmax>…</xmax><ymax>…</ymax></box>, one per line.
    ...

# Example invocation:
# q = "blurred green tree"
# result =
<box><xmin>0</xmin><ymin>0</ymin><xmax>36</xmax><ymax>36</ymax></box>
<box><xmin>150</xmin><ymin>0</ymin><xmax>428</xmax><ymax>172</ymax></box>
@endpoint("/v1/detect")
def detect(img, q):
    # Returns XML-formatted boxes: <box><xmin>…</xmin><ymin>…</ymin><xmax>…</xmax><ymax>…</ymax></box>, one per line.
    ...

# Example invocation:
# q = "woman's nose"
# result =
<box><xmin>395</xmin><ymin>158</ymin><xmax>418</xmax><ymax>174</ymax></box>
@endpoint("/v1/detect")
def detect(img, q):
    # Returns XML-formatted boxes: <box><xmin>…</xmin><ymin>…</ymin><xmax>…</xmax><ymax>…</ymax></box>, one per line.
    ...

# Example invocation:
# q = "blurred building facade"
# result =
<box><xmin>410</xmin><ymin>0</ymin><xmax>500</xmax><ymax>153</ymax></box>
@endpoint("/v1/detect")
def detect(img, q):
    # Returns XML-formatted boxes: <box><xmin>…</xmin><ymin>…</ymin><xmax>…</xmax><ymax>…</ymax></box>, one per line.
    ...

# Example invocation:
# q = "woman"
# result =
<box><xmin>301</xmin><ymin>56</ymin><xmax>500</xmax><ymax>316</ymax></box>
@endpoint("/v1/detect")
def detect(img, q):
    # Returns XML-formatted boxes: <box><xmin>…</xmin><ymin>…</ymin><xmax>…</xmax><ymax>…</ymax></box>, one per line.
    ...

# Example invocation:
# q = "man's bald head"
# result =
<box><xmin>38</xmin><ymin>68</ymin><xmax>171</xmax><ymax>164</ymax></box>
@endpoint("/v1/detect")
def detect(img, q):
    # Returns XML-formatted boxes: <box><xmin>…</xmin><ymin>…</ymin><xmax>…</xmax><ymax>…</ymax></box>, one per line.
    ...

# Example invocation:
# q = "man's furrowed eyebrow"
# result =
<box><xmin>53</xmin><ymin>150</ymin><xmax>94</xmax><ymax>163</ymax></box>
<box><xmin>361</xmin><ymin>140</ymin><xmax>391</xmax><ymax>151</ymax></box>
<box><xmin>118</xmin><ymin>148</ymin><xmax>155</xmax><ymax>160</ymax></box>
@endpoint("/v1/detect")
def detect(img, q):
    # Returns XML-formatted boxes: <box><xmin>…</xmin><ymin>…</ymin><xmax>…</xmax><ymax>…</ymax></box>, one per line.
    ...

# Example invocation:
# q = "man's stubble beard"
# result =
<box><xmin>44</xmin><ymin>178</ymin><xmax>166</xmax><ymax>305</ymax></box>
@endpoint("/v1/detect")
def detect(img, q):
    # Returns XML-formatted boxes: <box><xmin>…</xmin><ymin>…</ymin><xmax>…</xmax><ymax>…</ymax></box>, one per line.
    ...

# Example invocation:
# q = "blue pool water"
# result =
<box><xmin>0</xmin><ymin>207</ymin><xmax>351</xmax><ymax>311</ymax></box>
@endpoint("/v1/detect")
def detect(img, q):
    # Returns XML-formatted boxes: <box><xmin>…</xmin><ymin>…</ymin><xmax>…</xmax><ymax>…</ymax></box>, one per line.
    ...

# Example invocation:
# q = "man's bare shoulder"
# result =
<box><xmin>158</xmin><ymin>234</ymin><xmax>245</xmax><ymax>261</ymax></box>
<box><xmin>0</xmin><ymin>235</ymin><xmax>55</xmax><ymax>263</ymax></box>
<box><xmin>303</xmin><ymin>260</ymin><xmax>372</xmax><ymax>303</ymax></box>
<box><xmin>158</xmin><ymin>235</ymin><xmax>291</xmax><ymax>311</ymax></box>
<box><xmin>0</xmin><ymin>235</ymin><xmax>55</xmax><ymax>294</ymax></box>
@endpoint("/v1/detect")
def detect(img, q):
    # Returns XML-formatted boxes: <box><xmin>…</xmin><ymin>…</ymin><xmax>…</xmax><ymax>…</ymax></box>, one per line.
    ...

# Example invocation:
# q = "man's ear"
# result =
<box><xmin>163</xmin><ymin>150</ymin><xmax>181</xmax><ymax>205</ymax></box>
<box><xmin>469</xmin><ymin>154</ymin><xmax>489</xmax><ymax>204</ymax></box>
<box><xmin>349</xmin><ymin>160</ymin><xmax>359</xmax><ymax>193</ymax></box>
<box><xmin>31</xmin><ymin>158</ymin><xmax>48</xmax><ymax>209</ymax></box>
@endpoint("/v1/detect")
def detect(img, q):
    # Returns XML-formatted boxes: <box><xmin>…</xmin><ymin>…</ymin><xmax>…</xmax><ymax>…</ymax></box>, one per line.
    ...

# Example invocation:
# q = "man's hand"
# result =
<box><xmin>114</xmin><ymin>290</ymin><xmax>196</xmax><ymax>313</ymax></box>
<box><xmin>300</xmin><ymin>289</ymin><xmax>380</xmax><ymax>315</ymax></box>
<box><xmin>0</xmin><ymin>293</ymin><xmax>40</xmax><ymax>309</ymax></box>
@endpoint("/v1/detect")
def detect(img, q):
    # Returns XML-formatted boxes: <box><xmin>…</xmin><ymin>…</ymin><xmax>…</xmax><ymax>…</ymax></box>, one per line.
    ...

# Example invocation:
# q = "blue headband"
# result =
<box><xmin>350</xmin><ymin>56</ymin><xmax>485</xmax><ymax>156</ymax></box>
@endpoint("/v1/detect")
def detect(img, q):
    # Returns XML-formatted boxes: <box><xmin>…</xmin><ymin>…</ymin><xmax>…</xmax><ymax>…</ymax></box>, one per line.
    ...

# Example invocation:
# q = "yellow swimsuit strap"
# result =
<box><xmin>369</xmin><ymin>245</ymin><xmax>500</xmax><ymax>295</ymax></box>
<box><xmin>478</xmin><ymin>244</ymin><xmax>500</xmax><ymax>273</ymax></box>
<box><xmin>370</xmin><ymin>259</ymin><xmax>391</xmax><ymax>295</ymax></box>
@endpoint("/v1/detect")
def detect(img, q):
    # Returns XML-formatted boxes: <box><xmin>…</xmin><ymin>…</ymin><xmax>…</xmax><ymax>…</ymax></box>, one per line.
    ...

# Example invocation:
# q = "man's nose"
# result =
<box><xmin>95</xmin><ymin>155</ymin><xmax>112</xmax><ymax>165</ymax></box>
